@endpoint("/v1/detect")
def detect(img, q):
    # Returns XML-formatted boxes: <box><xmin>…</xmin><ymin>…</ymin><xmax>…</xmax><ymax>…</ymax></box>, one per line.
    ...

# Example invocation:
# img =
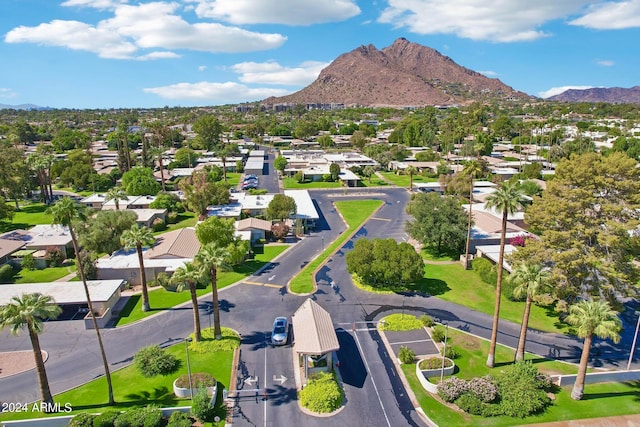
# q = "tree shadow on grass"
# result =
<box><xmin>581</xmin><ymin>381</ymin><xmax>640</xmax><ymax>401</ymax></box>
<box><xmin>124</xmin><ymin>386</ymin><xmax>171</xmax><ymax>402</ymax></box>
<box><xmin>116</xmin><ymin>295</ymin><xmax>140</xmax><ymax>319</ymax></box>
<box><xmin>410</xmin><ymin>277</ymin><xmax>450</xmax><ymax>296</ymax></box>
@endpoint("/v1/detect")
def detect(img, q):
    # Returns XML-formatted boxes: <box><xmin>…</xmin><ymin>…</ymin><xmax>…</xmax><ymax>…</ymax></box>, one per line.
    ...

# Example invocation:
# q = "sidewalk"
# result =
<box><xmin>525</xmin><ymin>414</ymin><xmax>640</xmax><ymax>427</ymax></box>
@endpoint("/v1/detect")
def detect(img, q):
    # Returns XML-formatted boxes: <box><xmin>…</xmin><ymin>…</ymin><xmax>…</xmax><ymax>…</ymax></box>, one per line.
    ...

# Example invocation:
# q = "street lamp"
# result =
<box><xmin>185</xmin><ymin>337</ymin><xmax>193</xmax><ymax>400</ymax></box>
<box><xmin>627</xmin><ymin>311</ymin><xmax>640</xmax><ymax>371</ymax></box>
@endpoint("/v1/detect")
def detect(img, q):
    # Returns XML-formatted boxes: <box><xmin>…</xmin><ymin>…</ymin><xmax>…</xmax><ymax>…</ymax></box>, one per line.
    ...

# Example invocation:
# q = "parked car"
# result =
<box><xmin>271</xmin><ymin>317</ymin><xmax>288</xmax><ymax>345</ymax></box>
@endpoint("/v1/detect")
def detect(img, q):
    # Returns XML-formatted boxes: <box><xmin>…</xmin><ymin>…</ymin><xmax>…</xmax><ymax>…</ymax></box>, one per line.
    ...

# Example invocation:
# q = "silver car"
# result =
<box><xmin>271</xmin><ymin>317</ymin><xmax>288</xmax><ymax>346</ymax></box>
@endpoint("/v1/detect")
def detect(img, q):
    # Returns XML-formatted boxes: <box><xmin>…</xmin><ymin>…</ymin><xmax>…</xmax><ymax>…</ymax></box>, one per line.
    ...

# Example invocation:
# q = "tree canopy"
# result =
<box><xmin>345</xmin><ymin>238</ymin><xmax>424</xmax><ymax>288</ymax></box>
<box><xmin>405</xmin><ymin>192</ymin><xmax>468</xmax><ymax>254</ymax></box>
<box><xmin>121</xmin><ymin>167</ymin><xmax>161</xmax><ymax>196</ymax></box>
<box><xmin>78</xmin><ymin>209</ymin><xmax>137</xmax><ymax>255</ymax></box>
<box><xmin>266</xmin><ymin>194</ymin><xmax>296</xmax><ymax>221</ymax></box>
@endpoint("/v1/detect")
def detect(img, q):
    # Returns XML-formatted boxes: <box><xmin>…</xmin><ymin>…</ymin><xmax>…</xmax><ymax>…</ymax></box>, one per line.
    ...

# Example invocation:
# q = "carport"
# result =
<box><xmin>291</xmin><ymin>298</ymin><xmax>340</xmax><ymax>387</ymax></box>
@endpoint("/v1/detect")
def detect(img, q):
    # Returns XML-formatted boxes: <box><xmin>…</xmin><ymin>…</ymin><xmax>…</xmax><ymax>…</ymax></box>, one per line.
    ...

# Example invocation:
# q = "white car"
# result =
<box><xmin>271</xmin><ymin>317</ymin><xmax>288</xmax><ymax>346</ymax></box>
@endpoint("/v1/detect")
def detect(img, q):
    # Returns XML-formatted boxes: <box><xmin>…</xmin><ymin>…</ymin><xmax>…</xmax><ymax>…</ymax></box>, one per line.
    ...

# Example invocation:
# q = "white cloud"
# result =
<box><xmin>597</xmin><ymin>59</ymin><xmax>615</xmax><ymax>66</ymax></box>
<box><xmin>378</xmin><ymin>0</ymin><xmax>591</xmax><ymax>42</ymax></box>
<box><xmin>478</xmin><ymin>70</ymin><xmax>498</xmax><ymax>77</ymax></box>
<box><xmin>569</xmin><ymin>1</ymin><xmax>640</xmax><ymax>29</ymax></box>
<box><xmin>0</xmin><ymin>88</ymin><xmax>18</xmax><ymax>99</ymax></box>
<box><xmin>198</xmin><ymin>65</ymin><xmax>207</xmax><ymax>71</ymax></box>
<box><xmin>61</xmin><ymin>0</ymin><xmax>127</xmax><ymax>9</ymax></box>
<box><xmin>143</xmin><ymin>81</ymin><xmax>290</xmax><ymax>103</ymax></box>
<box><xmin>5</xmin><ymin>1</ymin><xmax>287</xmax><ymax>59</ymax></box>
<box><xmin>189</xmin><ymin>0</ymin><xmax>360</xmax><ymax>25</ymax></box>
<box><xmin>231</xmin><ymin>60</ymin><xmax>329</xmax><ymax>85</ymax></box>
<box><xmin>538</xmin><ymin>85</ymin><xmax>594</xmax><ymax>98</ymax></box>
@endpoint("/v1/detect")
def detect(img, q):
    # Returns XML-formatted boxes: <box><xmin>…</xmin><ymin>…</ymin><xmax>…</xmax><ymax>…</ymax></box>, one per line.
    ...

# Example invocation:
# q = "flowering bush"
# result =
<box><xmin>467</xmin><ymin>376</ymin><xmax>498</xmax><ymax>403</ymax></box>
<box><xmin>438</xmin><ymin>377</ymin><xmax>469</xmax><ymax>403</ymax></box>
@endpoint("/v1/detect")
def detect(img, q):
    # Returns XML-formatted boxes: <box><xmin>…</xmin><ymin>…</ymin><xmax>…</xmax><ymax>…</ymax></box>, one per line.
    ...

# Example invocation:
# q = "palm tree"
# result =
<box><xmin>46</xmin><ymin>197</ymin><xmax>115</xmax><ymax>405</ymax></box>
<box><xmin>0</xmin><ymin>293</ymin><xmax>62</xmax><ymax>409</ymax></box>
<box><xmin>405</xmin><ymin>165</ymin><xmax>417</xmax><ymax>191</ymax></box>
<box><xmin>510</xmin><ymin>263</ymin><xmax>551</xmax><ymax>361</ymax></box>
<box><xmin>484</xmin><ymin>180</ymin><xmax>527</xmax><ymax>368</ymax></box>
<box><xmin>565</xmin><ymin>299</ymin><xmax>621</xmax><ymax>400</ymax></box>
<box><xmin>105</xmin><ymin>187</ymin><xmax>128</xmax><ymax>211</ymax></box>
<box><xmin>462</xmin><ymin>160</ymin><xmax>483</xmax><ymax>269</ymax></box>
<box><xmin>194</xmin><ymin>243</ymin><xmax>230</xmax><ymax>340</ymax></box>
<box><xmin>121</xmin><ymin>224</ymin><xmax>156</xmax><ymax>312</ymax></box>
<box><xmin>172</xmin><ymin>261</ymin><xmax>205</xmax><ymax>341</ymax></box>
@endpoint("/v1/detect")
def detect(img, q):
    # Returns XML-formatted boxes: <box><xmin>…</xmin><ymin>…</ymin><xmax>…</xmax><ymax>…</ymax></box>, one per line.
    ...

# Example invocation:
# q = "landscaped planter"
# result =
<box><xmin>415</xmin><ymin>357</ymin><xmax>455</xmax><ymax>394</ymax></box>
<box><xmin>173</xmin><ymin>373</ymin><xmax>217</xmax><ymax>399</ymax></box>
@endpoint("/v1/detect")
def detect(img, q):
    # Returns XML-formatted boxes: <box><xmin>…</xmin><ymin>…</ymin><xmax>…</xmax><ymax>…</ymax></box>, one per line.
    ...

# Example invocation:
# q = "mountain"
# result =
<box><xmin>0</xmin><ymin>103</ymin><xmax>50</xmax><ymax>110</ymax></box>
<box><xmin>547</xmin><ymin>86</ymin><xmax>640</xmax><ymax>103</ymax></box>
<box><xmin>262</xmin><ymin>38</ymin><xmax>531</xmax><ymax>108</ymax></box>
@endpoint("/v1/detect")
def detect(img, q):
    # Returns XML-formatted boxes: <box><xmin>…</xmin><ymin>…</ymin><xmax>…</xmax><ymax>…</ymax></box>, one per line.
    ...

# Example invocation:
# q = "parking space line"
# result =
<box><xmin>388</xmin><ymin>339</ymin><xmax>433</xmax><ymax>345</ymax></box>
<box><xmin>370</xmin><ymin>217</ymin><xmax>392</xmax><ymax>221</ymax></box>
<box><xmin>263</xmin><ymin>283</ymin><xmax>283</xmax><ymax>289</ymax></box>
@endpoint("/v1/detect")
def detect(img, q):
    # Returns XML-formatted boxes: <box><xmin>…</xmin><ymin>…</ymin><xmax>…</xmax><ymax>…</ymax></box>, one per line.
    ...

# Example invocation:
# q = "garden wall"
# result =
<box><xmin>554</xmin><ymin>369</ymin><xmax>640</xmax><ymax>387</ymax></box>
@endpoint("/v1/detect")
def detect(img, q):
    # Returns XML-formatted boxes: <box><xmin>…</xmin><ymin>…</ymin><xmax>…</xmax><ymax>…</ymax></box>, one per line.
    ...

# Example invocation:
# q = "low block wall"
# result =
<box><xmin>555</xmin><ymin>369</ymin><xmax>640</xmax><ymax>387</ymax></box>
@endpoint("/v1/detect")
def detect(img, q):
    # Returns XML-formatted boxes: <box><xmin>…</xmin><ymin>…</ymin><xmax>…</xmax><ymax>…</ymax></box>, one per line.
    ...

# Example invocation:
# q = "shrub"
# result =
<box><xmin>441</xmin><ymin>345</ymin><xmax>459</xmax><ymax>360</ymax></box>
<box><xmin>298</xmin><ymin>372</ymin><xmax>343</xmax><ymax>413</ymax></box>
<box><xmin>431</xmin><ymin>325</ymin><xmax>447</xmax><ymax>343</ymax></box>
<box><xmin>92</xmin><ymin>410</ymin><xmax>121</xmax><ymax>427</ymax></box>
<box><xmin>438</xmin><ymin>377</ymin><xmax>469</xmax><ymax>402</ymax></box>
<box><xmin>114</xmin><ymin>406</ymin><xmax>163</xmax><ymax>427</ymax></box>
<box><xmin>167</xmin><ymin>411</ymin><xmax>193</xmax><ymax>427</ymax></box>
<box><xmin>467</xmin><ymin>376</ymin><xmax>498</xmax><ymax>403</ymax></box>
<box><xmin>502</xmin><ymin>276</ymin><xmax>523</xmax><ymax>301</ymax></box>
<box><xmin>398</xmin><ymin>345</ymin><xmax>415</xmax><ymax>364</ymax></box>
<box><xmin>134</xmin><ymin>345</ymin><xmax>180</xmax><ymax>377</ymax></box>
<box><xmin>152</xmin><ymin>218</ymin><xmax>166</xmax><ymax>232</ymax></box>
<box><xmin>420</xmin><ymin>314</ymin><xmax>434</xmax><ymax>327</ymax></box>
<box><xmin>455</xmin><ymin>393</ymin><xmax>485</xmax><ymax>416</ymax></box>
<box><xmin>175</xmin><ymin>372</ymin><xmax>216</xmax><ymax>389</ymax></box>
<box><xmin>419</xmin><ymin>357</ymin><xmax>453</xmax><ymax>370</ymax></box>
<box><xmin>77</xmin><ymin>250</ymin><xmax>97</xmax><ymax>280</ymax></box>
<box><xmin>67</xmin><ymin>412</ymin><xmax>95</xmax><ymax>427</ymax></box>
<box><xmin>380</xmin><ymin>314</ymin><xmax>423</xmax><ymax>331</ymax></box>
<box><xmin>21</xmin><ymin>253</ymin><xmax>36</xmax><ymax>270</ymax></box>
<box><xmin>45</xmin><ymin>246</ymin><xmax>65</xmax><ymax>267</ymax></box>
<box><xmin>0</xmin><ymin>264</ymin><xmax>15</xmax><ymax>282</ymax></box>
<box><xmin>494</xmin><ymin>362</ymin><xmax>552</xmax><ymax>418</ymax></box>
<box><xmin>191</xmin><ymin>387</ymin><xmax>215</xmax><ymax>423</ymax></box>
<box><xmin>472</xmin><ymin>257</ymin><xmax>497</xmax><ymax>285</ymax></box>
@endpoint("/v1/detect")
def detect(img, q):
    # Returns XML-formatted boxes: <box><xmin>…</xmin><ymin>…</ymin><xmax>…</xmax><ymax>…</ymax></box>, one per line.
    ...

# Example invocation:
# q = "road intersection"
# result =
<box><xmin>1</xmin><ymin>187</ymin><xmax>638</xmax><ymax>426</ymax></box>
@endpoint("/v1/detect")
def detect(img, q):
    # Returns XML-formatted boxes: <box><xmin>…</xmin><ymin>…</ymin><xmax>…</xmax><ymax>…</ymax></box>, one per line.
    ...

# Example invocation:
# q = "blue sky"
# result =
<box><xmin>1</xmin><ymin>0</ymin><xmax>640</xmax><ymax>109</ymax></box>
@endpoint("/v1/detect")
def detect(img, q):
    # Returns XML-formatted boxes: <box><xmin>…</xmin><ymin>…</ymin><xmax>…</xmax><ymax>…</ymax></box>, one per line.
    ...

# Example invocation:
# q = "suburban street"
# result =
<box><xmin>1</xmin><ymin>186</ymin><xmax>639</xmax><ymax>426</ymax></box>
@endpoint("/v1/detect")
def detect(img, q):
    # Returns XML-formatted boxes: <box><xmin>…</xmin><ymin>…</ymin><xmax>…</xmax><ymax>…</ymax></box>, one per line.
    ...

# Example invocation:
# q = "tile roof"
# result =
<box><xmin>292</xmin><ymin>298</ymin><xmax>340</xmax><ymax>355</ymax></box>
<box><xmin>145</xmin><ymin>227</ymin><xmax>200</xmax><ymax>259</ymax></box>
<box><xmin>235</xmin><ymin>218</ymin><xmax>272</xmax><ymax>231</ymax></box>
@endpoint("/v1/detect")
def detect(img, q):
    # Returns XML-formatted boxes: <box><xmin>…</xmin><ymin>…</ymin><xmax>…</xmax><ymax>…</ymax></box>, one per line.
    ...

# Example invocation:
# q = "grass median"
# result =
<box><xmin>288</xmin><ymin>199</ymin><xmax>383</xmax><ymax>294</ymax></box>
<box><xmin>115</xmin><ymin>244</ymin><xmax>289</xmax><ymax>326</ymax></box>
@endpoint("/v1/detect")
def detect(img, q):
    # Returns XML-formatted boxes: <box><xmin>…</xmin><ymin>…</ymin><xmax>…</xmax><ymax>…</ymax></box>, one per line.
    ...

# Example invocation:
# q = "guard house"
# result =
<box><xmin>292</xmin><ymin>298</ymin><xmax>340</xmax><ymax>386</ymax></box>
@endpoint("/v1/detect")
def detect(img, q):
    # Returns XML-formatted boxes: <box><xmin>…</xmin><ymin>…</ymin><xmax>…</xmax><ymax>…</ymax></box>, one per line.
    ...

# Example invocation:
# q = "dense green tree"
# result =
<box><xmin>266</xmin><ymin>194</ymin><xmax>296</xmax><ymax>221</ymax></box>
<box><xmin>195</xmin><ymin>243</ymin><xmax>230</xmax><ymax>340</ymax></box>
<box><xmin>329</xmin><ymin>163</ymin><xmax>341</xmax><ymax>181</ymax></box>
<box><xmin>78</xmin><ymin>209</ymin><xmax>137</xmax><ymax>255</ymax></box>
<box><xmin>105</xmin><ymin>187</ymin><xmax>128</xmax><ymax>210</ymax></box>
<box><xmin>509</xmin><ymin>263</ymin><xmax>551</xmax><ymax>361</ymax></box>
<box><xmin>363</xmin><ymin>165</ymin><xmax>376</xmax><ymax>183</ymax></box>
<box><xmin>47</xmin><ymin>197</ymin><xmax>114</xmax><ymax>405</ymax></box>
<box><xmin>350</xmin><ymin>130</ymin><xmax>368</xmax><ymax>150</ymax></box>
<box><xmin>293</xmin><ymin>120</ymin><xmax>318</xmax><ymax>140</ymax></box>
<box><xmin>516</xmin><ymin>153</ymin><xmax>640</xmax><ymax>305</ymax></box>
<box><xmin>193</xmin><ymin>116</ymin><xmax>222</xmax><ymax>150</ymax></box>
<box><xmin>195</xmin><ymin>216</ymin><xmax>236</xmax><ymax>247</ymax></box>
<box><xmin>462</xmin><ymin>160</ymin><xmax>483</xmax><ymax>268</ymax></box>
<box><xmin>121</xmin><ymin>167</ymin><xmax>161</xmax><ymax>196</ymax></box>
<box><xmin>405</xmin><ymin>192</ymin><xmax>468</xmax><ymax>254</ymax></box>
<box><xmin>485</xmin><ymin>180</ymin><xmax>528</xmax><ymax>368</ymax></box>
<box><xmin>317</xmin><ymin>134</ymin><xmax>335</xmax><ymax>148</ymax></box>
<box><xmin>274</xmin><ymin>156</ymin><xmax>288</xmax><ymax>173</ymax></box>
<box><xmin>51</xmin><ymin>128</ymin><xmax>90</xmax><ymax>152</ymax></box>
<box><xmin>0</xmin><ymin>145</ymin><xmax>28</xmax><ymax>208</ymax></box>
<box><xmin>345</xmin><ymin>238</ymin><xmax>424</xmax><ymax>288</ymax></box>
<box><xmin>55</xmin><ymin>150</ymin><xmax>95</xmax><ymax>191</ymax></box>
<box><xmin>149</xmin><ymin>192</ymin><xmax>182</xmax><ymax>213</ymax></box>
<box><xmin>565</xmin><ymin>299</ymin><xmax>621</xmax><ymax>400</ymax></box>
<box><xmin>0</xmin><ymin>293</ymin><xmax>61</xmax><ymax>409</ymax></box>
<box><xmin>121</xmin><ymin>225</ymin><xmax>156</xmax><ymax>312</ymax></box>
<box><xmin>0</xmin><ymin>196</ymin><xmax>15</xmax><ymax>222</ymax></box>
<box><xmin>172</xmin><ymin>147</ymin><xmax>197</xmax><ymax>169</ymax></box>
<box><xmin>180</xmin><ymin>171</ymin><xmax>230</xmax><ymax>219</ymax></box>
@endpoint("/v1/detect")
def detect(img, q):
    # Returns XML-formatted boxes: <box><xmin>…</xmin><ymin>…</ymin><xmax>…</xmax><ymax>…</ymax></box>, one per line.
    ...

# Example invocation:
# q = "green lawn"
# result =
<box><xmin>288</xmin><ymin>200</ymin><xmax>383</xmax><ymax>294</ymax></box>
<box><xmin>379</xmin><ymin>171</ymin><xmax>439</xmax><ymax>187</ymax></box>
<box><xmin>115</xmin><ymin>244</ymin><xmax>290</xmax><ymax>326</ymax></box>
<box><xmin>401</xmin><ymin>328</ymin><xmax>639</xmax><ymax>426</ymax></box>
<box><xmin>411</xmin><ymin>263</ymin><xmax>566</xmax><ymax>334</ymax></box>
<box><xmin>0</xmin><ymin>202</ymin><xmax>53</xmax><ymax>232</ymax></box>
<box><xmin>0</xmin><ymin>333</ymin><xmax>233</xmax><ymax>425</ymax></box>
<box><xmin>154</xmin><ymin>211</ymin><xmax>197</xmax><ymax>235</ymax></box>
<box><xmin>13</xmin><ymin>264</ymin><xmax>76</xmax><ymax>283</ymax></box>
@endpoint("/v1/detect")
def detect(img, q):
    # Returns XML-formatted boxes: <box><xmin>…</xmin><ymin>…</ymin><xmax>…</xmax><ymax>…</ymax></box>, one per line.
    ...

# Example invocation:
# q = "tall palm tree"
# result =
<box><xmin>121</xmin><ymin>224</ymin><xmax>156</xmax><ymax>312</ymax></box>
<box><xmin>194</xmin><ymin>243</ymin><xmax>230</xmax><ymax>340</ymax></box>
<box><xmin>47</xmin><ymin>197</ymin><xmax>114</xmax><ymax>405</ymax></box>
<box><xmin>565</xmin><ymin>299</ymin><xmax>621</xmax><ymax>400</ymax></box>
<box><xmin>172</xmin><ymin>261</ymin><xmax>205</xmax><ymax>341</ymax></box>
<box><xmin>105</xmin><ymin>187</ymin><xmax>128</xmax><ymax>211</ymax></box>
<box><xmin>0</xmin><ymin>293</ymin><xmax>62</xmax><ymax>409</ymax></box>
<box><xmin>484</xmin><ymin>180</ymin><xmax>527</xmax><ymax>368</ymax></box>
<box><xmin>405</xmin><ymin>165</ymin><xmax>417</xmax><ymax>191</ymax></box>
<box><xmin>462</xmin><ymin>160</ymin><xmax>483</xmax><ymax>269</ymax></box>
<box><xmin>510</xmin><ymin>263</ymin><xmax>551</xmax><ymax>361</ymax></box>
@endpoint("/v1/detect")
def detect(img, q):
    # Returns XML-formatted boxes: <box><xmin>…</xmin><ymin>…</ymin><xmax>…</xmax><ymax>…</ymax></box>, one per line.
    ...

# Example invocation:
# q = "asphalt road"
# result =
<box><xmin>1</xmin><ymin>186</ymin><xmax>639</xmax><ymax>426</ymax></box>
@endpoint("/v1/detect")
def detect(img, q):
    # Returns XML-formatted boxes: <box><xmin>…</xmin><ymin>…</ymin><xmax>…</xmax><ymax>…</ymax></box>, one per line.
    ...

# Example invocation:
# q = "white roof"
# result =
<box><xmin>25</xmin><ymin>224</ymin><xmax>72</xmax><ymax>247</ymax></box>
<box><xmin>475</xmin><ymin>244</ymin><xmax>516</xmax><ymax>272</ymax></box>
<box><xmin>207</xmin><ymin>202</ymin><xmax>242</xmax><ymax>218</ymax></box>
<box><xmin>101</xmin><ymin>196</ymin><xmax>136</xmax><ymax>210</ymax></box>
<box><xmin>80</xmin><ymin>193</ymin><xmax>107</xmax><ymax>204</ymax></box>
<box><xmin>96</xmin><ymin>248</ymin><xmax>192</xmax><ymax>271</ymax></box>
<box><xmin>284</xmin><ymin>190</ymin><xmax>319</xmax><ymax>220</ymax></box>
<box><xmin>0</xmin><ymin>280</ymin><xmax>124</xmax><ymax>306</ymax></box>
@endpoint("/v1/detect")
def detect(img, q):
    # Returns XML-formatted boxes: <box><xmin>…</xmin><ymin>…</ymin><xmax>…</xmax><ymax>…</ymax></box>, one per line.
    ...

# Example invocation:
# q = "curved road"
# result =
<box><xmin>1</xmin><ymin>187</ymin><xmax>638</xmax><ymax>426</ymax></box>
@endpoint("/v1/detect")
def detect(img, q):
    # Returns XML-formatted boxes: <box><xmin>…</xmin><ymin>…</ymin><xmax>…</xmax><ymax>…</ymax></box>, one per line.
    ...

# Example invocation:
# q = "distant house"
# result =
<box><xmin>23</xmin><ymin>224</ymin><xmax>74</xmax><ymax>258</ymax></box>
<box><xmin>235</xmin><ymin>218</ymin><xmax>272</xmax><ymax>243</ymax></box>
<box><xmin>0</xmin><ymin>233</ymin><xmax>27</xmax><ymax>266</ymax></box>
<box><xmin>96</xmin><ymin>227</ymin><xmax>200</xmax><ymax>285</ymax></box>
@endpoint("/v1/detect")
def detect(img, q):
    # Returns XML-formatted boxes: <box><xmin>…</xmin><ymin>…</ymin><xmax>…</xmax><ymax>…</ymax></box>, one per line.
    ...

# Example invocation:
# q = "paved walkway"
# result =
<box><xmin>527</xmin><ymin>414</ymin><xmax>640</xmax><ymax>426</ymax></box>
